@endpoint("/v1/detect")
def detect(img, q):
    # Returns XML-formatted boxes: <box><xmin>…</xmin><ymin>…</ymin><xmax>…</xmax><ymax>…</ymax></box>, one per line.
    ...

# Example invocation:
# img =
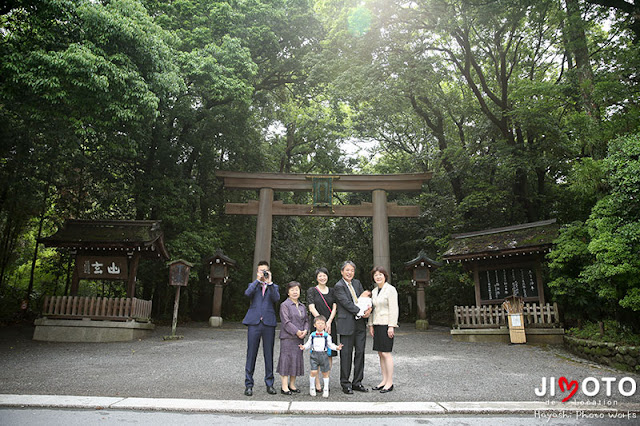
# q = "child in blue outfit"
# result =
<box><xmin>299</xmin><ymin>315</ymin><xmax>343</xmax><ymax>397</ymax></box>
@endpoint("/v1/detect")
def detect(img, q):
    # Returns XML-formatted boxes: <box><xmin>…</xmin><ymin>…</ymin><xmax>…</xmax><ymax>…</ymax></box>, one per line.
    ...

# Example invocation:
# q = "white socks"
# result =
<box><xmin>310</xmin><ymin>376</ymin><xmax>330</xmax><ymax>397</ymax></box>
<box><xmin>309</xmin><ymin>376</ymin><xmax>316</xmax><ymax>396</ymax></box>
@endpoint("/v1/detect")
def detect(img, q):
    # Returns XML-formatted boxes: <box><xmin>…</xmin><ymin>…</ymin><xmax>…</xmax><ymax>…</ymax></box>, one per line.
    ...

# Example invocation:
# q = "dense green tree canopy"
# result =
<box><xmin>1</xmin><ymin>0</ymin><xmax>638</xmax><ymax>328</ymax></box>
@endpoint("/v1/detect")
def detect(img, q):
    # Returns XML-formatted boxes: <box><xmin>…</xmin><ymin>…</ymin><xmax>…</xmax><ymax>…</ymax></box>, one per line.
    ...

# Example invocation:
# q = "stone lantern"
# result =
<box><xmin>405</xmin><ymin>251</ymin><xmax>441</xmax><ymax>330</ymax></box>
<box><xmin>207</xmin><ymin>249</ymin><xmax>236</xmax><ymax>327</ymax></box>
<box><xmin>165</xmin><ymin>259</ymin><xmax>193</xmax><ymax>340</ymax></box>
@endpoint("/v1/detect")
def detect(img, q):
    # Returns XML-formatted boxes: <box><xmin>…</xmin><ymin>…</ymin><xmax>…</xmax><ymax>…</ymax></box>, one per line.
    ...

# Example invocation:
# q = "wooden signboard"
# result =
<box><xmin>169</xmin><ymin>262</ymin><xmax>191</xmax><ymax>287</ymax></box>
<box><xmin>76</xmin><ymin>255</ymin><xmax>128</xmax><ymax>280</ymax></box>
<box><xmin>503</xmin><ymin>296</ymin><xmax>526</xmax><ymax>344</ymax></box>
<box><xmin>508</xmin><ymin>314</ymin><xmax>527</xmax><ymax>344</ymax></box>
<box><xmin>478</xmin><ymin>267</ymin><xmax>539</xmax><ymax>302</ymax></box>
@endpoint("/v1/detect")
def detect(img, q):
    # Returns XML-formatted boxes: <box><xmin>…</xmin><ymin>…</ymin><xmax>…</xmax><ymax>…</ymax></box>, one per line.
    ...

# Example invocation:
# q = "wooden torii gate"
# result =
<box><xmin>215</xmin><ymin>171</ymin><xmax>432</xmax><ymax>274</ymax></box>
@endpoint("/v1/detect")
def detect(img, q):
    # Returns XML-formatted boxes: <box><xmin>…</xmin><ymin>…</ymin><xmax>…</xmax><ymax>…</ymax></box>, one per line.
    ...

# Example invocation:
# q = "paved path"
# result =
<box><xmin>1</xmin><ymin>322</ymin><xmax>639</xmax><ymax>416</ymax></box>
<box><xmin>2</xmin><ymin>407</ymin><xmax>636</xmax><ymax>426</ymax></box>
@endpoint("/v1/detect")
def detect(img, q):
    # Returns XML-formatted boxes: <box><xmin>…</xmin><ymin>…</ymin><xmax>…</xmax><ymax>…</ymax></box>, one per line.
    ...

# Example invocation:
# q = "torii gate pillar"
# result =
<box><xmin>254</xmin><ymin>188</ymin><xmax>274</xmax><ymax>273</ymax></box>
<box><xmin>372</xmin><ymin>189</ymin><xmax>391</xmax><ymax>273</ymax></box>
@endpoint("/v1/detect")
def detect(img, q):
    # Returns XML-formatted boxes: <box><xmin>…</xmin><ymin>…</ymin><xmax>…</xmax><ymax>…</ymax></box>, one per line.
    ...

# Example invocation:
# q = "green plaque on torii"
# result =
<box><xmin>307</xmin><ymin>176</ymin><xmax>339</xmax><ymax>212</ymax></box>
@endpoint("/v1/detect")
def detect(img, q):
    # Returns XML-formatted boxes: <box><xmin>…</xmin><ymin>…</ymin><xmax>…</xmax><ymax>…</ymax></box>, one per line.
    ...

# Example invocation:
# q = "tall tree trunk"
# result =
<box><xmin>279</xmin><ymin>122</ymin><xmax>296</xmax><ymax>174</ymax></box>
<box><xmin>0</xmin><ymin>216</ymin><xmax>21</xmax><ymax>291</ymax></box>
<box><xmin>409</xmin><ymin>95</ymin><xmax>465</xmax><ymax>204</ymax></box>
<box><xmin>565</xmin><ymin>0</ymin><xmax>604</xmax><ymax>158</ymax></box>
<box><xmin>565</xmin><ymin>0</ymin><xmax>600</xmax><ymax>119</ymax></box>
<box><xmin>25</xmin><ymin>178</ymin><xmax>51</xmax><ymax>308</ymax></box>
<box><xmin>513</xmin><ymin>168</ymin><xmax>536</xmax><ymax>222</ymax></box>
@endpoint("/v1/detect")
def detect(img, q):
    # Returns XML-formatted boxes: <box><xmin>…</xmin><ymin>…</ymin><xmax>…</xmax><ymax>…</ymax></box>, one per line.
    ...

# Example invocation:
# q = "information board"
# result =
<box><xmin>478</xmin><ymin>267</ymin><xmax>538</xmax><ymax>301</ymax></box>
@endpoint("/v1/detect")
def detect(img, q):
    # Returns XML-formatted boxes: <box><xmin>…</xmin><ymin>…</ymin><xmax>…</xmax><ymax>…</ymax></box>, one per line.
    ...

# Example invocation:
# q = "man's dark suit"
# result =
<box><xmin>242</xmin><ymin>280</ymin><xmax>280</xmax><ymax>388</ymax></box>
<box><xmin>334</xmin><ymin>277</ymin><xmax>367</xmax><ymax>389</ymax></box>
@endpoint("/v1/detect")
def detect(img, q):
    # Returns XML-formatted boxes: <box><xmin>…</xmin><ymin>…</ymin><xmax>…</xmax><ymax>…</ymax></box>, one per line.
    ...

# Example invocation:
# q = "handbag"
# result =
<box><xmin>315</xmin><ymin>286</ymin><xmax>335</xmax><ymax>355</ymax></box>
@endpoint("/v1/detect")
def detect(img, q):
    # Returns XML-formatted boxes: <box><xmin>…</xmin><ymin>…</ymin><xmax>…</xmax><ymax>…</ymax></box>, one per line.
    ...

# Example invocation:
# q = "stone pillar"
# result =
<box><xmin>212</xmin><ymin>281</ymin><xmax>224</xmax><ymax>317</ymax></box>
<box><xmin>372</xmin><ymin>189</ymin><xmax>391</xmax><ymax>274</ymax></box>
<box><xmin>209</xmin><ymin>280</ymin><xmax>225</xmax><ymax>327</ymax></box>
<box><xmin>416</xmin><ymin>282</ymin><xmax>428</xmax><ymax>320</ymax></box>
<box><xmin>253</xmin><ymin>187</ymin><xmax>274</xmax><ymax>273</ymax></box>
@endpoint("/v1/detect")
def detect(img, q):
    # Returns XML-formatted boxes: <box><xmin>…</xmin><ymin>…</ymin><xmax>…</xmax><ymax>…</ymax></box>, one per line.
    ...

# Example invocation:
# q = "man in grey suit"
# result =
<box><xmin>334</xmin><ymin>261</ymin><xmax>371</xmax><ymax>394</ymax></box>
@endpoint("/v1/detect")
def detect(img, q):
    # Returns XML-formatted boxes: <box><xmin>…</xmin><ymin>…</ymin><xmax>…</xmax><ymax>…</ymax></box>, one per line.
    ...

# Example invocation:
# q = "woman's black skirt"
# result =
<box><xmin>372</xmin><ymin>325</ymin><xmax>394</xmax><ymax>353</ymax></box>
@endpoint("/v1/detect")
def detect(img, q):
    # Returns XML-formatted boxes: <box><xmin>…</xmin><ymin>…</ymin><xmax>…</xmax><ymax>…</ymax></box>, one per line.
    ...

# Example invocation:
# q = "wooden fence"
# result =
<box><xmin>453</xmin><ymin>303</ymin><xmax>560</xmax><ymax>329</ymax></box>
<box><xmin>42</xmin><ymin>296</ymin><xmax>152</xmax><ymax>322</ymax></box>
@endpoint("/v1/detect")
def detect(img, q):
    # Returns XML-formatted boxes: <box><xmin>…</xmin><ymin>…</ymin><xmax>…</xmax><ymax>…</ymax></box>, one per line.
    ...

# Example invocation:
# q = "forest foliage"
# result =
<box><xmin>1</xmin><ymin>0</ymin><xmax>638</xmax><ymax>329</ymax></box>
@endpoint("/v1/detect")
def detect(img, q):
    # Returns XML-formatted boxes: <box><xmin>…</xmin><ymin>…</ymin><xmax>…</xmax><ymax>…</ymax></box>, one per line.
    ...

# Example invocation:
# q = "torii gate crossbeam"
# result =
<box><xmin>215</xmin><ymin>171</ymin><xmax>432</xmax><ymax>275</ymax></box>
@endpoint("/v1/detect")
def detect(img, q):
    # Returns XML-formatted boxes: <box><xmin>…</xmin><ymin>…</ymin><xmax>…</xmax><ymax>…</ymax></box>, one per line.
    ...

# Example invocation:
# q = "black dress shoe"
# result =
<box><xmin>352</xmin><ymin>384</ymin><xmax>369</xmax><ymax>392</ymax></box>
<box><xmin>266</xmin><ymin>385</ymin><xmax>277</xmax><ymax>395</ymax></box>
<box><xmin>380</xmin><ymin>385</ymin><xmax>394</xmax><ymax>393</ymax></box>
<box><xmin>342</xmin><ymin>387</ymin><xmax>353</xmax><ymax>394</ymax></box>
<box><xmin>371</xmin><ymin>385</ymin><xmax>384</xmax><ymax>391</ymax></box>
<box><xmin>290</xmin><ymin>388</ymin><xmax>300</xmax><ymax>393</ymax></box>
<box><xmin>281</xmin><ymin>388</ymin><xmax>293</xmax><ymax>395</ymax></box>
<box><xmin>244</xmin><ymin>387</ymin><xmax>253</xmax><ymax>396</ymax></box>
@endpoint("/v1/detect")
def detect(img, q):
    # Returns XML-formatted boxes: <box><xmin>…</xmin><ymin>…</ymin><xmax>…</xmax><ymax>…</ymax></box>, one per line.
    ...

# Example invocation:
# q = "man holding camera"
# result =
<box><xmin>243</xmin><ymin>260</ymin><xmax>280</xmax><ymax>396</ymax></box>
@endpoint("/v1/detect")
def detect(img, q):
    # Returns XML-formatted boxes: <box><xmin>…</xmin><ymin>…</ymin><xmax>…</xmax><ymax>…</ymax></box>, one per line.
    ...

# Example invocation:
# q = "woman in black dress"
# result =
<box><xmin>306</xmin><ymin>267</ymin><xmax>338</xmax><ymax>392</ymax></box>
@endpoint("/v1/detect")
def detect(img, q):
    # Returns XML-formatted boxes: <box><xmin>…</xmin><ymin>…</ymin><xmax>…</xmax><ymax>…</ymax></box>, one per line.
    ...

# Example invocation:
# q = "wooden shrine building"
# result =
<box><xmin>34</xmin><ymin>220</ymin><xmax>169</xmax><ymax>342</ymax></box>
<box><xmin>443</xmin><ymin>219</ymin><xmax>559</xmax><ymax>306</ymax></box>
<box><xmin>443</xmin><ymin>219</ymin><xmax>564</xmax><ymax>343</ymax></box>
<box><xmin>39</xmin><ymin>219</ymin><xmax>170</xmax><ymax>298</ymax></box>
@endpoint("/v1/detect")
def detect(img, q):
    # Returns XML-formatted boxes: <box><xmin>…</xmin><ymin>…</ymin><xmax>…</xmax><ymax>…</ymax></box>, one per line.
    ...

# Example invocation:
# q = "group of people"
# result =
<box><xmin>242</xmin><ymin>260</ymin><xmax>399</xmax><ymax>398</ymax></box>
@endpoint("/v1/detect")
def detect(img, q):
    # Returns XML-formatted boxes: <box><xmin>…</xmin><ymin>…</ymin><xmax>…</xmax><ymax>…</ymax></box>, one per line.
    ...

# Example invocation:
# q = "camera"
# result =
<box><xmin>262</xmin><ymin>271</ymin><xmax>270</xmax><ymax>279</ymax></box>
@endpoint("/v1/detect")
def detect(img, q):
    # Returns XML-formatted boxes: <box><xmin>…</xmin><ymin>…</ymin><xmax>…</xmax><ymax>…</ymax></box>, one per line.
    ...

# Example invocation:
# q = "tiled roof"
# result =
<box><xmin>443</xmin><ymin>219</ymin><xmax>558</xmax><ymax>262</ymax></box>
<box><xmin>39</xmin><ymin>220</ymin><xmax>170</xmax><ymax>259</ymax></box>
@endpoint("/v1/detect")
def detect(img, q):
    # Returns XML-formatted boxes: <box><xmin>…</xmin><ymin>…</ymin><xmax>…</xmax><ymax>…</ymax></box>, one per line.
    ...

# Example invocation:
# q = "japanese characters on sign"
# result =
<box><xmin>169</xmin><ymin>262</ymin><xmax>191</xmax><ymax>286</ymax></box>
<box><xmin>479</xmin><ymin>267</ymin><xmax>539</xmax><ymax>301</ymax></box>
<box><xmin>76</xmin><ymin>255</ymin><xmax>128</xmax><ymax>280</ymax></box>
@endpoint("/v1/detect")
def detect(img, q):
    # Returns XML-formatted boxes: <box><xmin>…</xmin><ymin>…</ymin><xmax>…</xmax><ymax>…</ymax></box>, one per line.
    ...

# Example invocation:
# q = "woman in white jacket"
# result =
<box><xmin>367</xmin><ymin>266</ymin><xmax>399</xmax><ymax>393</ymax></box>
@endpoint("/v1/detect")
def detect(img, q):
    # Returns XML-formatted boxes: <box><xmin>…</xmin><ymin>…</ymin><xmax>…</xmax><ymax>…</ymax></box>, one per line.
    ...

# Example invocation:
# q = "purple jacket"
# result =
<box><xmin>279</xmin><ymin>298</ymin><xmax>309</xmax><ymax>340</ymax></box>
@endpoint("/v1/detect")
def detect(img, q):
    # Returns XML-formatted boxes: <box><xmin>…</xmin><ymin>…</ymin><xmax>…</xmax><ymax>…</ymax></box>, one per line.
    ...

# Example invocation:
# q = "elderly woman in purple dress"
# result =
<box><xmin>277</xmin><ymin>281</ymin><xmax>309</xmax><ymax>394</ymax></box>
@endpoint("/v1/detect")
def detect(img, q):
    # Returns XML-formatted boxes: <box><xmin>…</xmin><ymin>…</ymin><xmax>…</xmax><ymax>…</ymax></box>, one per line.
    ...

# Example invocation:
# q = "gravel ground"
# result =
<box><xmin>1</xmin><ymin>322</ymin><xmax>639</xmax><ymax>404</ymax></box>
